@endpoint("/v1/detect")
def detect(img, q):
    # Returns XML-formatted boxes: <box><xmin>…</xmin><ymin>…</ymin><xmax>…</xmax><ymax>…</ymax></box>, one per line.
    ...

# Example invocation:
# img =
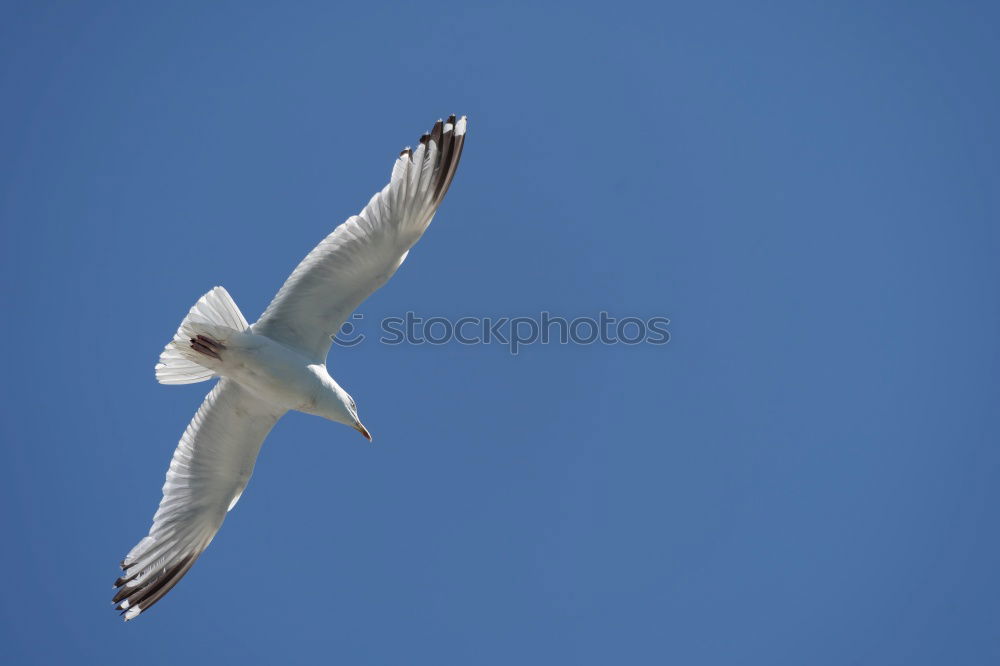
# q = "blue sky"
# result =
<box><xmin>1</xmin><ymin>1</ymin><xmax>998</xmax><ymax>664</ymax></box>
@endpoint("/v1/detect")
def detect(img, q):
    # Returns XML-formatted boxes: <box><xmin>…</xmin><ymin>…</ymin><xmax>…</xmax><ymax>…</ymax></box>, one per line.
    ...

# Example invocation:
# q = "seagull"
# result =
<box><xmin>113</xmin><ymin>115</ymin><xmax>467</xmax><ymax>620</ymax></box>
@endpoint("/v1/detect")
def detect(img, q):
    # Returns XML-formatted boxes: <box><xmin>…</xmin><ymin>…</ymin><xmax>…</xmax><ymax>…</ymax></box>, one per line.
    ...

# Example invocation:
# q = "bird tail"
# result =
<box><xmin>155</xmin><ymin>286</ymin><xmax>251</xmax><ymax>385</ymax></box>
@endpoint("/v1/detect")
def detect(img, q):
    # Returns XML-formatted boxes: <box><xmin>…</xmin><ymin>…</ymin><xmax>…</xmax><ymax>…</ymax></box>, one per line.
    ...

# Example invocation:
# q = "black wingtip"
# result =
<box><xmin>112</xmin><ymin>583</ymin><xmax>132</xmax><ymax>604</ymax></box>
<box><xmin>394</xmin><ymin>116</ymin><xmax>466</xmax><ymax>208</ymax></box>
<box><xmin>431</xmin><ymin>115</ymin><xmax>466</xmax><ymax>204</ymax></box>
<box><xmin>113</xmin><ymin>573</ymin><xmax>136</xmax><ymax>588</ymax></box>
<box><xmin>430</xmin><ymin>119</ymin><xmax>444</xmax><ymax>145</ymax></box>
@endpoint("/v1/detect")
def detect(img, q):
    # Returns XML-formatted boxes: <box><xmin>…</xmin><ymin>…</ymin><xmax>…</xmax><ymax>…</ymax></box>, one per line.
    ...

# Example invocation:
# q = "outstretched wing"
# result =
<box><xmin>252</xmin><ymin>115</ymin><xmax>467</xmax><ymax>362</ymax></box>
<box><xmin>113</xmin><ymin>379</ymin><xmax>285</xmax><ymax>620</ymax></box>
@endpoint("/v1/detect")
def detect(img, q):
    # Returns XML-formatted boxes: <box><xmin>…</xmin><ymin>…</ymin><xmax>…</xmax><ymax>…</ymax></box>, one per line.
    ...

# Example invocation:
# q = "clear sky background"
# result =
<box><xmin>1</xmin><ymin>2</ymin><xmax>998</xmax><ymax>664</ymax></box>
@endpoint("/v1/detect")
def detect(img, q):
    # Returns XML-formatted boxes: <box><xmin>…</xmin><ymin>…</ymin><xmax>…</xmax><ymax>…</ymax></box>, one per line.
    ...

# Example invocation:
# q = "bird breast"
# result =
<box><xmin>217</xmin><ymin>332</ymin><xmax>326</xmax><ymax>412</ymax></box>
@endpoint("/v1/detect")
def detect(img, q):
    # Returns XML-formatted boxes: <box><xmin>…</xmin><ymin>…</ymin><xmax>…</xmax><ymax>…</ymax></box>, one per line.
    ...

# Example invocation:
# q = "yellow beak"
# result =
<box><xmin>353</xmin><ymin>421</ymin><xmax>372</xmax><ymax>442</ymax></box>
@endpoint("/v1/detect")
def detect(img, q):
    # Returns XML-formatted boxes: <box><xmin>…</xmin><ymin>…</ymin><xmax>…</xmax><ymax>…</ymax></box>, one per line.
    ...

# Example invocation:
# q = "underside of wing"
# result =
<box><xmin>113</xmin><ymin>379</ymin><xmax>284</xmax><ymax>620</ymax></box>
<box><xmin>252</xmin><ymin>115</ymin><xmax>468</xmax><ymax>362</ymax></box>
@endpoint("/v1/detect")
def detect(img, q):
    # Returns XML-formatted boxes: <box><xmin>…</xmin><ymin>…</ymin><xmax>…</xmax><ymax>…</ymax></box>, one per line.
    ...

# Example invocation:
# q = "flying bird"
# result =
<box><xmin>113</xmin><ymin>115</ymin><xmax>467</xmax><ymax>620</ymax></box>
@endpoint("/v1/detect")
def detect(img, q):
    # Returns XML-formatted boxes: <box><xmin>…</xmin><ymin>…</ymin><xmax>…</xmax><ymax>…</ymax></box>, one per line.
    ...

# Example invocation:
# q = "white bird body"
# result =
<box><xmin>192</xmin><ymin>325</ymin><xmax>352</xmax><ymax>425</ymax></box>
<box><xmin>114</xmin><ymin>116</ymin><xmax>467</xmax><ymax>620</ymax></box>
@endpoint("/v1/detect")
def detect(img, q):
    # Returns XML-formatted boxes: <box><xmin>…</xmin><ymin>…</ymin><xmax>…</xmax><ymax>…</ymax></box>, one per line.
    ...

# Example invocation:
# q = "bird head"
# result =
<box><xmin>312</xmin><ymin>372</ymin><xmax>372</xmax><ymax>442</ymax></box>
<box><xmin>340</xmin><ymin>390</ymin><xmax>371</xmax><ymax>442</ymax></box>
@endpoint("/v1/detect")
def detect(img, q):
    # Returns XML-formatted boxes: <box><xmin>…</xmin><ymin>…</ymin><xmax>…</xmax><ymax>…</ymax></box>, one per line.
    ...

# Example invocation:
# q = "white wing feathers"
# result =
<box><xmin>114</xmin><ymin>380</ymin><xmax>284</xmax><ymax>620</ymax></box>
<box><xmin>253</xmin><ymin>115</ymin><xmax>467</xmax><ymax>362</ymax></box>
